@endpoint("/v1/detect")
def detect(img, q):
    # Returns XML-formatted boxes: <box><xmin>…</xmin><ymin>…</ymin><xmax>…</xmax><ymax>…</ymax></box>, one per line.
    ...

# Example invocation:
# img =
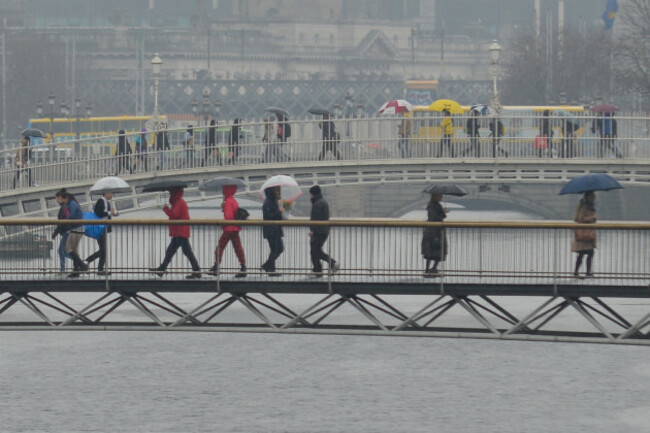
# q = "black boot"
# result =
<box><xmin>235</xmin><ymin>265</ymin><xmax>247</xmax><ymax>278</ymax></box>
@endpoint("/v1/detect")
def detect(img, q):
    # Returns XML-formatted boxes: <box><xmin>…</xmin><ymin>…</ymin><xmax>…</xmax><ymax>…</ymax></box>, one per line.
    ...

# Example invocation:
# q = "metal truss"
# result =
<box><xmin>2</xmin><ymin>289</ymin><xmax>650</xmax><ymax>345</ymax></box>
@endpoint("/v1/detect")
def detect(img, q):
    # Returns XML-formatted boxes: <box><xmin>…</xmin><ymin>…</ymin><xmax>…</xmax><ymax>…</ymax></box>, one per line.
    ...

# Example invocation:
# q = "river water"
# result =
<box><xmin>1</xmin><ymin>200</ymin><xmax>650</xmax><ymax>432</ymax></box>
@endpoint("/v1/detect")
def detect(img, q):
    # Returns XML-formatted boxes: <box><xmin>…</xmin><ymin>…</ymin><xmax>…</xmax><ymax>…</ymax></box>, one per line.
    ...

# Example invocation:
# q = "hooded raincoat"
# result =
<box><xmin>163</xmin><ymin>187</ymin><xmax>190</xmax><ymax>238</ymax></box>
<box><xmin>222</xmin><ymin>185</ymin><xmax>241</xmax><ymax>233</ymax></box>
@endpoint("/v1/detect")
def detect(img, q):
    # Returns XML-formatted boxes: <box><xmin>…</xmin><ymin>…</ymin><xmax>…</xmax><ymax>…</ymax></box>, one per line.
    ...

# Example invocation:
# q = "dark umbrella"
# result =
<box><xmin>422</xmin><ymin>184</ymin><xmax>469</xmax><ymax>196</ymax></box>
<box><xmin>308</xmin><ymin>108</ymin><xmax>331</xmax><ymax>116</ymax></box>
<box><xmin>142</xmin><ymin>179</ymin><xmax>189</xmax><ymax>192</ymax></box>
<box><xmin>265</xmin><ymin>107</ymin><xmax>291</xmax><ymax>119</ymax></box>
<box><xmin>590</xmin><ymin>104</ymin><xmax>618</xmax><ymax>113</ymax></box>
<box><xmin>558</xmin><ymin>174</ymin><xmax>623</xmax><ymax>195</ymax></box>
<box><xmin>199</xmin><ymin>176</ymin><xmax>246</xmax><ymax>191</ymax></box>
<box><xmin>20</xmin><ymin>128</ymin><xmax>45</xmax><ymax>138</ymax></box>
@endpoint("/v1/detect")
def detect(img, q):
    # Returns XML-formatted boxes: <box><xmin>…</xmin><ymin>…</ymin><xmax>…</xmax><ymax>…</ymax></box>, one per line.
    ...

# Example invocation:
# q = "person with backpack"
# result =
<box><xmin>592</xmin><ymin>113</ymin><xmax>620</xmax><ymax>158</ymax></box>
<box><xmin>84</xmin><ymin>192</ymin><xmax>116</xmax><ymax>276</ymax></box>
<box><xmin>209</xmin><ymin>184</ymin><xmax>247</xmax><ymax>278</ymax></box>
<box><xmin>149</xmin><ymin>187</ymin><xmax>201</xmax><ymax>279</ymax></box>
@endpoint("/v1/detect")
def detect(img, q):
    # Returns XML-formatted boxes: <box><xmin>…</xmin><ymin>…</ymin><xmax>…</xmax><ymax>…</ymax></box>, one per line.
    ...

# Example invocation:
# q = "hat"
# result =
<box><xmin>309</xmin><ymin>185</ymin><xmax>321</xmax><ymax>195</ymax></box>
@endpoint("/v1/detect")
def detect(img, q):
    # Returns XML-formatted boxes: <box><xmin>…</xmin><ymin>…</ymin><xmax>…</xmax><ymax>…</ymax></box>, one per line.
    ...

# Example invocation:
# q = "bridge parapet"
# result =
<box><xmin>0</xmin><ymin>219</ymin><xmax>649</xmax><ymax>344</ymax></box>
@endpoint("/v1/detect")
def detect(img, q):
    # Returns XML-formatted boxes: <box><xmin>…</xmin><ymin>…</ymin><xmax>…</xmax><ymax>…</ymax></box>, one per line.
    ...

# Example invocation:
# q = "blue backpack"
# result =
<box><xmin>83</xmin><ymin>211</ymin><xmax>106</xmax><ymax>240</ymax></box>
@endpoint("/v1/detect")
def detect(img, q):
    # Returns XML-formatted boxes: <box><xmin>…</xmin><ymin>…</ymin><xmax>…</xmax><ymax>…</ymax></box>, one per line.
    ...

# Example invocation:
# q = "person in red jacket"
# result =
<box><xmin>209</xmin><ymin>184</ymin><xmax>247</xmax><ymax>277</ymax></box>
<box><xmin>149</xmin><ymin>187</ymin><xmax>201</xmax><ymax>278</ymax></box>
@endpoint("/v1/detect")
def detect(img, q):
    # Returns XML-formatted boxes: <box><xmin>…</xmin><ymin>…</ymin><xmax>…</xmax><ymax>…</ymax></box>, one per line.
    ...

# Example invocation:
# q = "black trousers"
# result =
<box><xmin>310</xmin><ymin>232</ymin><xmax>335</xmax><ymax>272</ymax></box>
<box><xmin>263</xmin><ymin>234</ymin><xmax>284</xmax><ymax>271</ymax></box>
<box><xmin>160</xmin><ymin>237</ymin><xmax>200</xmax><ymax>271</ymax></box>
<box><xmin>85</xmin><ymin>233</ymin><xmax>107</xmax><ymax>270</ymax></box>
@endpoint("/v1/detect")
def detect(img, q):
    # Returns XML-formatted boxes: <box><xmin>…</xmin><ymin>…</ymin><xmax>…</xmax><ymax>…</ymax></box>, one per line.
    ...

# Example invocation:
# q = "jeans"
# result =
<box><xmin>58</xmin><ymin>232</ymin><xmax>71</xmax><ymax>271</ymax></box>
<box><xmin>159</xmin><ymin>237</ymin><xmax>200</xmax><ymax>272</ymax></box>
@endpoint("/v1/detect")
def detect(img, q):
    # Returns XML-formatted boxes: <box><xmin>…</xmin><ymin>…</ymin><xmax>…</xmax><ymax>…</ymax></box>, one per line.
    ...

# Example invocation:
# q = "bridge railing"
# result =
<box><xmin>1</xmin><ymin>219</ymin><xmax>648</xmax><ymax>286</ymax></box>
<box><xmin>2</xmin><ymin>113</ymin><xmax>649</xmax><ymax>192</ymax></box>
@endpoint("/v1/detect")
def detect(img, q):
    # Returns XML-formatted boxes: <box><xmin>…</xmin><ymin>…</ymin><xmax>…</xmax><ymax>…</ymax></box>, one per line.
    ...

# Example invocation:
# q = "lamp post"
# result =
<box><xmin>344</xmin><ymin>92</ymin><xmax>354</xmax><ymax>138</ymax></box>
<box><xmin>85</xmin><ymin>103</ymin><xmax>92</xmax><ymax>118</ymax></box>
<box><xmin>146</xmin><ymin>53</ymin><xmax>163</xmax><ymax>133</ymax></box>
<box><xmin>489</xmin><ymin>40</ymin><xmax>502</xmax><ymax>158</ymax></box>
<box><xmin>201</xmin><ymin>89</ymin><xmax>211</xmax><ymax>126</ymax></box>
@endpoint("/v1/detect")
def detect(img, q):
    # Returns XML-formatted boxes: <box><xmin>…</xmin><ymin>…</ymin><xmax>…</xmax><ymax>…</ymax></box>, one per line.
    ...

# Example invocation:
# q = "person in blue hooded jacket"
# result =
<box><xmin>261</xmin><ymin>186</ymin><xmax>285</xmax><ymax>276</ymax></box>
<box><xmin>61</xmin><ymin>191</ymin><xmax>89</xmax><ymax>277</ymax></box>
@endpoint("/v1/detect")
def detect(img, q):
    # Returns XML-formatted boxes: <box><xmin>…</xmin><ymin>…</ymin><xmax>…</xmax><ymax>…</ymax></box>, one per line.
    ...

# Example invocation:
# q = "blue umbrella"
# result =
<box><xmin>558</xmin><ymin>174</ymin><xmax>623</xmax><ymax>195</ymax></box>
<box><xmin>470</xmin><ymin>104</ymin><xmax>495</xmax><ymax>116</ymax></box>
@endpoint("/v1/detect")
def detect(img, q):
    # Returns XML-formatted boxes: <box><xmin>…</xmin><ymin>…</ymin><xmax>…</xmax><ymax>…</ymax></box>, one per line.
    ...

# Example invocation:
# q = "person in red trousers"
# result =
<box><xmin>209</xmin><ymin>184</ymin><xmax>247</xmax><ymax>277</ymax></box>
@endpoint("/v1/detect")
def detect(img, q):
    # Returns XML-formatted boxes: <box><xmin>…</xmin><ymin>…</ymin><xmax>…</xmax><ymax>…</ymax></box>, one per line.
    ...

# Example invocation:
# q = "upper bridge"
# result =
<box><xmin>1</xmin><ymin>114</ymin><xmax>649</xmax><ymax>219</ymax></box>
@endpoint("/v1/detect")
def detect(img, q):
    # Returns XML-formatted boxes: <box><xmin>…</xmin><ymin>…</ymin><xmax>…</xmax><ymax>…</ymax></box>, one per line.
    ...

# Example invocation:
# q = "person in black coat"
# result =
<box><xmin>85</xmin><ymin>192</ymin><xmax>116</xmax><ymax>275</ymax></box>
<box><xmin>421</xmin><ymin>193</ymin><xmax>448</xmax><ymax>277</ymax></box>
<box><xmin>318</xmin><ymin>114</ymin><xmax>341</xmax><ymax>160</ymax></box>
<box><xmin>308</xmin><ymin>185</ymin><xmax>339</xmax><ymax>277</ymax></box>
<box><xmin>539</xmin><ymin>110</ymin><xmax>553</xmax><ymax>157</ymax></box>
<box><xmin>115</xmin><ymin>130</ymin><xmax>132</xmax><ymax>175</ymax></box>
<box><xmin>155</xmin><ymin>124</ymin><xmax>170</xmax><ymax>170</ymax></box>
<box><xmin>462</xmin><ymin>110</ymin><xmax>481</xmax><ymax>157</ymax></box>
<box><xmin>261</xmin><ymin>186</ymin><xmax>285</xmax><ymax>276</ymax></box>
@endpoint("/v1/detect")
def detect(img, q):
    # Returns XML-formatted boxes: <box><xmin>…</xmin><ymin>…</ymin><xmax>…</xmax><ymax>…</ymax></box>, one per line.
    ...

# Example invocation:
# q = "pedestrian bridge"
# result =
<box><xmin>1</xmin><ymin>219</ymin><xmax>649</xmax><ymax>345</ymax></box>
<box><xmin>1</xmin><ymin>115</ymin><xmax>650</xmax><ymax>218</ymax></box>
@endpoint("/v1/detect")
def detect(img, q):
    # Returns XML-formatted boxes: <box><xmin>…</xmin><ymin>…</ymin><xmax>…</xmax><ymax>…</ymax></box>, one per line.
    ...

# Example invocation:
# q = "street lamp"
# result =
<box><xmin>85</xmin><ymin>103</ymin><xmax>92</xmax><ymax>118</ymax></box>
<box><xmin>356</xmin><ymin>101</ymin><xmax>365</xmax><ymax>118</ymax></box>
<box><xmin>146</xmin><ymin>53</ymin><xmax>164</xmax><ymax>133</ymax></box>
<box><xmin>192</xmin><ymin>99</ymin><xmax>198</xmax><ymax>124</ymax></box>
<box><xmin>488</xmin><ymin>40</ymin><xmax>502</xmax><ymax>114</ymax></box>
<box><xmin>332</xmin><ymin>102</ymin><xmax>342</xmax><ymax>118</ymax></box>
<box><xmin>60</xmin><ymin>101</ymin><xmax>69</xmax><ymax>118</ymax></box>
<box><xmin>201</xmin><ymin>89</ymin><xmax>211</xmax><ymax>125</ymax></box>
<box><xmin>35</xmin><ymin>102</ymin><xmax>43</xmax><ymax>117</ymax></box>
<box><xmin>213</xmin><ymin>100</ymin><xmax>221</xmax><ymax>119</ymax></box>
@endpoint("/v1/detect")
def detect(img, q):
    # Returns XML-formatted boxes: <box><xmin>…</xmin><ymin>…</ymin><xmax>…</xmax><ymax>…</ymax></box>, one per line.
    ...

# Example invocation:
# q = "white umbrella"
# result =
<box><xmin>259</xmin><ymin>175</ymin><xmax>302</xmax><ymax>202</ymax></box>
<box><xmin>90</xmin><ymin>176</ymin><xmax>131</xmax><ymax>195</ymax></box>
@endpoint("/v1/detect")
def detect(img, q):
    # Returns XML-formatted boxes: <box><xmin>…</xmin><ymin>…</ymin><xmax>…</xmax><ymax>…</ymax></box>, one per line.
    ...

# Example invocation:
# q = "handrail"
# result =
<box><xmin>1</xmin><ymin>218</ymin><xmax>648</xmax><ymax>230</ymax></box>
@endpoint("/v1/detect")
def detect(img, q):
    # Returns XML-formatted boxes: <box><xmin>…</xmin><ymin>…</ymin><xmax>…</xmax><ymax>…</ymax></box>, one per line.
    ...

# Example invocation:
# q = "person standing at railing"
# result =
<box><xmin>438</xmin><ymin>110</ymin><xmax>454</xmax><ymax>157</ymax></box>
<box><xmin>488</xmin><ymin>118</ymin><xmax>508</xmax><ymax>157</ymax></box>
<box><xmin>115</xmin><ymin>130</ymin><xmax>132</xmax><ymax>175</ymax></box>
<box><xmin>209</xmin><ymin>184</ymin><xmax>247</xmax><ymax>278</ymax></box>
<box><xmin>13</xmin><ymin>136</ymin><xmax>32</xmax><ymax>188</ymax></box>
<box><xmin>84</xmin><ymin>192</ymin><xmax>116</xmax><ymax>276</ymax></box>
<box><xmin>421</xmin><ymin>193</ymin><xmax>448</xmax><ymax>277</ymax></box>
<box><xmin>308</xmin><ymin>185</ymin><xmax>340</xmax><ymax>278</ymax></box>
<box><xmin>155</xmin><ymin>124</ymin><xmax>170</xmax><ymax>171</ymax></box>
<box><xmin>149</xmin><ymin>187</ymin><xmax>201</xmax><ymax>279</ymax></box>
<box><xmin>561</xmin><ymin>119</ymin><xmax>577</xmax><ymax>158</ymax></box>
<box><xmin>318</xmin><ymin>113</ymin><xmax>341</xmax><ymax>160</ymax></box>
<box><xmin>572</xmin><ymin>191</ymin><xmax>597</xmax><ymax>278</ymax></box>
<box><xmin>261</xmin><ymin>118</ymin><xmax>277</xmax><ymax>163</ymax></box>
<box><xmin>462</xmin><ymin>110</ymin><xmax>481</xmax><ymax>157</ymax></box>
<box><xmin>397</xmin><ymin>112</ymin><xmax>412</xmax><ymax>158</ymax></box>
<box><xmin>261</xmin><ymin>186</ymin><xmax>285</xmax><ymax>276</ymax></box>
<box><xmin>51</xmin><ymin>188</ymin><xmax>71</xmax><ymax>272</ymax></box>
<box><xmin>275</xmin><ymin>114</ymin><xmax>291</xmax><ymax>162</ymax></box>
<box><xmin>60</xmin><ymin>191</ymin><xmax>89</xmax><ymax>278</ymax></box>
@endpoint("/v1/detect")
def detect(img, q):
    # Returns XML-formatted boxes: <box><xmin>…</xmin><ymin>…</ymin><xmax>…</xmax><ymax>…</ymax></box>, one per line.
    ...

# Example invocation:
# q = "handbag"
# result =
<box><xmin>575</xmin><ymin>228</ymin><xmax>596</xmax><ymax>242</ymax></box>
<box><xmin>234</xmin><ymin>207</ymin><xmax>249</xmax><ymax>221</ymax></box>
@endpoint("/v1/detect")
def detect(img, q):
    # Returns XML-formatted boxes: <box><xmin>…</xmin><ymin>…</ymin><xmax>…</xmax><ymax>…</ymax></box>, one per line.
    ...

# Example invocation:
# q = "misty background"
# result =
<box><xmin>0</xmin><ymin>0</ymin><xmax>647</xmax><ymax>139</ymax></box>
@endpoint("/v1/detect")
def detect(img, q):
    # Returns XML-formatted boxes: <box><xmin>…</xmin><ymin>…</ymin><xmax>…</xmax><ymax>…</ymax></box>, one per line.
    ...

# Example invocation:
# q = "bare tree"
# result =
<box><xmin>501</xmin><ymin>24</ymin><xmax>612</xmax><ymax>105</ymax></box>
<box><xmin>616</xmin><ymin>0</ymin><xmax>650</xmax><ymax>101</ymax></box>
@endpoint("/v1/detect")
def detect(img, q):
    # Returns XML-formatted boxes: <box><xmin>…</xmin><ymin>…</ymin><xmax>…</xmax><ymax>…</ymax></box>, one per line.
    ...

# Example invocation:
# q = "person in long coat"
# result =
<box><xmin>421</xmin><ymin>193</ymin><xmax>448</xmax><ymax>276</ymax></box>
<box><xmin>572</xmin><ymin>191</ymin><xmax>597</xmax><ymax>278</ymax></box>
<box><xmin>115</xmin><ymin>129</ymin><xmax>132</xmax><ymax>175</ymax></box>
<box><xmin>261</xmin><ymin>186</ymin><xmax>285</xmax><ymax>276</ymax></box>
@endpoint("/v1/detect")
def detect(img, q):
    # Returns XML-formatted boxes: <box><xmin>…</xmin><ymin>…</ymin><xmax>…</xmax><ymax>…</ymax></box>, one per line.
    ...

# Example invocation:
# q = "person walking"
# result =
<box><xmin>115</xmin><ymin>130</ymin><xmax>132</xmax><ymax>175</ymax></box>
<box><xmin>421</xmin><ymin>193</ymin><xmax>448</xmax><ymax>277</ymax></box>
<box><xmin>13</xmin><ymin>136</ymin><xmax>32</xmax><ymax>188</ymax></box>
<box><xmin>318</xmin><ymin>113</ymin><xmax>341</xmax><ymax>160</ymax></box>
<box><xmin>308</xmin><ymin>185</ymin><xmax>340</xmax><ymax>277</ymax></box>
<box><xmin>397</xmin><ymin>112</ymin><xmax>412</xmax><ymax>158</ymax></box>
<box><xmin>275</xmin><ymin>114</ymin><xmax>291</xmax><ymax>162</ymax></box>
<box><xmin>155</xmin><ymin>124</ymin><xmax>170</xmax><ymax>170</ymax></box>
<box><xmin>184</xmin><ymin>125</ymin><xmax>195</xmax><ymax>168</ymax></box>
<box><xmin>228</xmin><ymin>118</ymin><xmax>241</xmax><ymax>165</ymax></box>
<box><xmin>488</xmin><ymin>118</ymin><xmax>508</xmax><ymax>157</ymax></box>
<box><xmin>209</xmin><ymin>184</ymin><xmax>247</xmax><ymax>278</ymax></box>
<box><xmin>462</xmin><ymin>110</ymin><xmax>481</xmax><ymax>157</ymax></box>
<box><xmin>539</xmin><ymin>110</ymin><xmax>553</xmax><ymax>157</ymax></box>
<box><xmin>61</xmin><ymin>191</ymin><xmax>89</xmax><ymax>278</ymax></box>
<box><xmin>572</xmin><ymin>191</ymin><xmax>597</xmax><ymax>278</ymax></box>
<box><xmin>51</xmin><ymin>188</ymin><xmax>71</xmax><ymax>272</ymax></box>
<box><xmin>149</xmin><ymin>187</ymin><xmax>202</xmax><ymax>279</ymax></box>
<box><xmin>260</xmin><ymin>186</ymin><xmax>284</xmax><ymax>276</ymax></box>
<box><xmin>261</xmin><ymin>118</ymin><xmax>278</xmax><ymax>163</ymax></box>
<box><xmin>85</xmin><ymin>192</ymin><xmax>116</xmax><ymax>275</ymax></box>
<box><xmin>202</xmin><ymin>119</ymin><xmax>218</xmax><ymax>167</ymax></box>
<box><xmin>591</xmin><ymin>113</ymin><xmax>621</xmax><ymax>158</ymax></box>
<box><xmin>561</xmin><ymin>119</ymin><xmax>577</xmax><ymax>158</ymax></box>
<box><xmin>438</xmin><ymin>110</ymin><xmax>454</xmax><ymax>157</ymax></box>
<box><xmin>134</xmin><ymin>129</ymin><xmax>148</xmax><ymax>172</ymax></box>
